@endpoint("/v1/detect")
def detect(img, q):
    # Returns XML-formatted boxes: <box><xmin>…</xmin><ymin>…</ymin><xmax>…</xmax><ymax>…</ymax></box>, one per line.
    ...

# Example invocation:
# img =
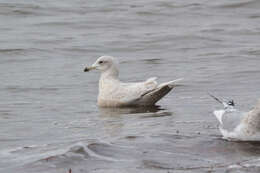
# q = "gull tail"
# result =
<box><xmin>139</xmin><ymin>78</ymin><xmax>183</xmax><ymax>106</ymax></box>
<box><xmin>140</xmin><ymin>84</ymin><xmax>174</xmax><ymax>106</ymax></box>
<box><xmin>158</xmin><ymin>78</ymin><xmax>184</xmax><ymax>88</ymax></box>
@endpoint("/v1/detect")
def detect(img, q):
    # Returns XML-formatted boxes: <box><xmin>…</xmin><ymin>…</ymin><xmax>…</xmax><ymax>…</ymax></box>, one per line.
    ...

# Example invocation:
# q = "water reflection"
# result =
<box><xmin>229</xmin><ymin>141</ymin><xmax>260</xmax><ymax>156</ymax></box>
<box><xmin>193</xmin><ymin>138</ymin><xmax>260</xmax><ymax>160</ymax></box>
<box><xmin>99</xmin><ymin>105</ymin><xmax>163</xmax><ymax>116</ymax></box>
<box><xmin>98</xmin><ymin>106</ymin><xmax>170</xmax><ymax>137</ymax></box>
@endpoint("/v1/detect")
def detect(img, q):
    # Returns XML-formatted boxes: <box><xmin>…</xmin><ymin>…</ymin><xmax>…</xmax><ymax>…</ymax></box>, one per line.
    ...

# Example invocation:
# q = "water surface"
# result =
<box><xmin>1</xmin><ymin>0</ymin><xmax>260</xmax><ymax>172</ymax></box>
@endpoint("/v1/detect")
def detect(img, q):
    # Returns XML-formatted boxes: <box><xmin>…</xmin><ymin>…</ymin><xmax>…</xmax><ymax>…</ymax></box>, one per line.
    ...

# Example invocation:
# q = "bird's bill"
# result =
<box><xmin>84</xmin><ymin>65</ymin><xmax>96</xmax><ymax>72</ymax></box>
<box><xmin>208</xmin><ymin>93</ymin><xmax>223</xmax><ymax>105</ymax></box>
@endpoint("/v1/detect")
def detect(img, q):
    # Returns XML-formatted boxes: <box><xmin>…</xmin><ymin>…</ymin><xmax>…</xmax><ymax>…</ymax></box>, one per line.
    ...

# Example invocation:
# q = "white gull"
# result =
<box><xmin>84</xmin><ymin>56</ymin><xmax>182</xmax><ymax>107</ymax></box>
<box><xmin>210</xmin><ymin>94</ymin><xmax>260</xmax><ymax>141</ymax></box>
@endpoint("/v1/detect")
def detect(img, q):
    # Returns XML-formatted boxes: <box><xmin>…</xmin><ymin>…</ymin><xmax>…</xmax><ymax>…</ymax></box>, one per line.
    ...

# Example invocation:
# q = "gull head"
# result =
<box><xmin>84</xmin><ymin>56</ymin><xmax>118</xmax><ymax>74</ymax></box>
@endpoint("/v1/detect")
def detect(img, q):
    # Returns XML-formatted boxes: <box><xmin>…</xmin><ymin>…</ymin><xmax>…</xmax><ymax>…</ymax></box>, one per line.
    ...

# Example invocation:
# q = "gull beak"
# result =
<box><xmin>84</xmin><ymin>65</ymin><xmax>96</xmax><ymax>72</ymax></box>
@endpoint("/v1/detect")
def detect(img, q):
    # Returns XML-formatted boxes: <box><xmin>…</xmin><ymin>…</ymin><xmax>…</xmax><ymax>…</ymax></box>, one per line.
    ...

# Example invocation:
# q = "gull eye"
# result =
<box><xmin>99</xmin><ymin>61</ymin><xmax>104</xmax><ymax>64</ymax></box>
<box><xmin>228</xmin><ymin>100</ymin><xmax>234</xmax><ymax>106</ymax></box>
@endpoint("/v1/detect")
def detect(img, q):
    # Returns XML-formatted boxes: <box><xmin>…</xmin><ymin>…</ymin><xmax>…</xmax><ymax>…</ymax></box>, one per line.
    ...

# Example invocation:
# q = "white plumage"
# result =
<box><xmin>84</xmin><ymin>56</ymin><xmax>182</xmax><ymax>107</ymax></box>
<box><xmin>213</xmin><ymin>99</ymin><xmax>260</xmax><ymax>141</ymax></box>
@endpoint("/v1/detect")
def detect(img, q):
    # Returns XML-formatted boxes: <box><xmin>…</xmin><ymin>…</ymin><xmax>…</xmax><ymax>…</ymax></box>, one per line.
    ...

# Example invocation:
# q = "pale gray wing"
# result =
<box><xmin>138</xmin><ymin>84</ymin><xmax>173</xmax><ymax>105</ymax></box>
<box><xmin>119</xmin><ymin>84</ymin><xmax>172</xmax><ymax>106</ymax></box>
<box><xmin>118</xmin><ymin>87</ymin><xmax>158</xmax><ymax>106</ymax></box>
<box><xmin>221</xmin><ymin>110</ymin><xmax>245</xmax><ymax>131</ymax></box>
<box><xmin>117</xmin><ymin>78</ymin><xmax>158</xmax><ymax>105</ymax></box>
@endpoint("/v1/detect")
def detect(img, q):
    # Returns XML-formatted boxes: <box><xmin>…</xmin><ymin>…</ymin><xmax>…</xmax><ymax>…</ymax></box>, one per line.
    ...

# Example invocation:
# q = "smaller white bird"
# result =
<box><xmin>84</xmin><ymin>56</ymin><xmax>183</xmax><ymax>107</ymax></box>
<box><xmin>210</xmin><ymin>94</ymin><xmax>260</xmax><ymax>141</ymax></box>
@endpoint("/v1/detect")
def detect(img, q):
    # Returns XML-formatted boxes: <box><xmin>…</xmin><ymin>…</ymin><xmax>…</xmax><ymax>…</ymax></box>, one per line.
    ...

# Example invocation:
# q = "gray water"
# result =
<box><xmin>1</xmin><ymin>0</ymin><xmax>260</xmax><ymax>172</ymax></box>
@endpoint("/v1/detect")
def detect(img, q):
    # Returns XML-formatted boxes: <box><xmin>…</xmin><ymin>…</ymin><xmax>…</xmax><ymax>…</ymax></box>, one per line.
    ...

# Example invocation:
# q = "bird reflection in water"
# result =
<box><xmin>99</xmin><ymin>105</ymin><xmax>163</xmax><ymax>116</ymax></box>
<box><xmin>98</xmin><ymin>105</ymin><xmax>172</xmax><ymax>137</ymax></box>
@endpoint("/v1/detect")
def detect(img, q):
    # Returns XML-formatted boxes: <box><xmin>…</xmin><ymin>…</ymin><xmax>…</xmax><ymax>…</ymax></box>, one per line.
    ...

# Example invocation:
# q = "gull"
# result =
<box><xmin>84</xmin><ymin>56</ymin><xmax>183</xmax><ymax>107</ymax></box>
<box><xmin>210</xmin><ymin>94</ymin><xmax>260</xmax><ymax>141</ymax></box>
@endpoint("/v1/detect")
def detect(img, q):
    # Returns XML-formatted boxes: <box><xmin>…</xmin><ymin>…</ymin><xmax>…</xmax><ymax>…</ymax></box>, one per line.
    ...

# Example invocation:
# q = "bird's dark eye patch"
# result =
<box><xmin>228</xmin><ymin>100</ymin><xmax>235</xmax><ymax>106</ymax></box>
<box><xmin>99</xmin><ymin>61</ymin><xmax>104</xmax><ymax>64</ymax></box>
